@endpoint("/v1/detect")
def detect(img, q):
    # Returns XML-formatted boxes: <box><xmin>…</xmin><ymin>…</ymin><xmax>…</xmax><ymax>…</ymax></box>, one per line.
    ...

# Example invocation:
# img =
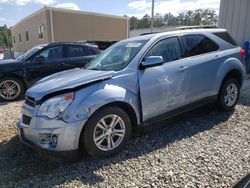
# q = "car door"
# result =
<box><xmin>25</xmin><ymin>45</ymin><xmax>64</xmax><ymax>85</ymax></box>
<box><xmin>181</xmin><ymin>34</ymin><xmax>221</xmax><ymax>101</ymax></box>
<box><xmin>139</xmin><ymin>36</ymin><xmax>192</xmax><ymax>122</ymax></box>
<box><xmin>63</xmin><ymin>45</ymin><xmax>95</xmax><ymax>70</ymax></box>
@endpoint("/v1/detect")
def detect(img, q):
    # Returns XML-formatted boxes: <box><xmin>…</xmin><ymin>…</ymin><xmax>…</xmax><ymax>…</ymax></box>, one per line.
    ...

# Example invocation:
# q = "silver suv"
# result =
<box><xmin>18</xmin><ymin>29</ymin><xmax>246</xmax><ymax>159</ymax></box>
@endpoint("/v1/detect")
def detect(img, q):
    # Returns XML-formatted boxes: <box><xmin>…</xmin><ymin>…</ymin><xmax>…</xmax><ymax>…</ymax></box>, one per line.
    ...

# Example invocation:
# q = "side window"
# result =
<box><xmin>146</xmin><ymin>37</ymin><xmax>182</xmax><ymax>63</ymax></box>
<box><xmin>66</xmin><ymin>45</ymin><xmax>84</xmax><ymax>57</ymax></box>
<box><xmin>183</xmin><ymin>35</ymin><xmax>219</xmax><ymax>57</ymax></box>
<box><xmin>38</xmin><ymin>46</ymin><xmax>63</xmax><ymax>61</ymax></box>
<box><xmin>213</xmin><ymin>32</ymin><xmax>237</xmax><ymax>46</ymax></box>
<box><xmin>83</xmin><ymin>46</ymin><xmax>98</xmax><ymax>56</ymax></box>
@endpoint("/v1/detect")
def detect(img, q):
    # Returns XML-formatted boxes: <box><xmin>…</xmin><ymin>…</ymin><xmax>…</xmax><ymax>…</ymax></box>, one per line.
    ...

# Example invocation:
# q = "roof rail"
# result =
<box><xmin>139</xmin><ymin>25</ymin><xmax>217</xmax><ymax>36</ymax></box>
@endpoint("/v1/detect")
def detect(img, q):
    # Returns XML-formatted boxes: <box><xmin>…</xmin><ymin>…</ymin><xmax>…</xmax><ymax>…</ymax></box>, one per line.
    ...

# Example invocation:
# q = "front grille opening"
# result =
<box><xmin>25</xmin><ymin>97</ymin><xmax>36</xmax><ymax>107</ymax></box>
<box><xmin>22</xmin><ymin>114</ymin><xmax>31</xmax><ymax>125</ymax></box>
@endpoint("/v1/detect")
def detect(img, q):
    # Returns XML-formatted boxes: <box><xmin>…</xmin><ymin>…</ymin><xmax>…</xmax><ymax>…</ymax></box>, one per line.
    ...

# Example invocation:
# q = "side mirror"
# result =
<box><xmin>140</xmin><ymin>56</ymin><xmax>164</xmax><ymax>68</ymax></box>
<box><xmin>35</xmin><ymin>55</ymin><xmax>45</xmax><ymax>64</ymax></box>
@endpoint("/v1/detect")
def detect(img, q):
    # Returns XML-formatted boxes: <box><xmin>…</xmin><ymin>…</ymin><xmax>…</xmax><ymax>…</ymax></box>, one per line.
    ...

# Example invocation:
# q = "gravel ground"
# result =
<box><xmin>0</xmin><ymin>81</ymin><xmax>249</xmax><ymax>188</ymax></box>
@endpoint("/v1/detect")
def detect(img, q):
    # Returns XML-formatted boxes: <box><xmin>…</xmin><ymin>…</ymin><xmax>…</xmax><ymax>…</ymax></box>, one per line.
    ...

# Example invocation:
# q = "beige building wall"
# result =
<box><xmin>11</xmin><ymin>8</ymin><xmax>51</xmax><ymax>54</ymax></box>
<box><xmin>51</xmin><ymin>9</ymin><xmax>128</xmax><ymax>42</ymax></box>
<box><xmin>11</xmin><ymin>7</ymin><xmax>129</xmax><ymax>55</ymax></box>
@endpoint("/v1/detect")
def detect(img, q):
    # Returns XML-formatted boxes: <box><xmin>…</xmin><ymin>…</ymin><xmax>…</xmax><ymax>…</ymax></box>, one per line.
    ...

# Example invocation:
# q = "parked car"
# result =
<box><xmin>18</xmin><ymin>29</ymin><xmax>246</xmax><ymax>160</ymax></box>
<box><xmin>0</xmin><ymin>42</ymin><xmax>100</xmax><ymax>102</ymax></box>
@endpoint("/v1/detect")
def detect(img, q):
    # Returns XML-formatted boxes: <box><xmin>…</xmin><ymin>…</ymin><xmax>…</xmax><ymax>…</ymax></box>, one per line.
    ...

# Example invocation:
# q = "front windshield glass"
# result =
<box><xmin>16</xmin><ymin>45</ymin><xmax>45</xmax><ymax>61</ymax></box>
<box><xmin>85</xmin><ymin>40</ymin><xmax>147</xmax><ymax>71</ymax></box>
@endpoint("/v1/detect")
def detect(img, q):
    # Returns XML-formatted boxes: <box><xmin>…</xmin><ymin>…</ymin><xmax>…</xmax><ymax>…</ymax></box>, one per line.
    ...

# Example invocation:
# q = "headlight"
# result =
<box><xmin>37</xmin><ymin>92</ymin><xmax>74</xmax><ymax>119</ymax></box>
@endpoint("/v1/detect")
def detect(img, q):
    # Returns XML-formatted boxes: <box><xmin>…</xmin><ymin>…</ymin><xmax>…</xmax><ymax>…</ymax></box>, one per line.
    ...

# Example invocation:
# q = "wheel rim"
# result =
<box><xmin>0</xmin><ymin>80</ymin><xmax>21</xmax><ymax>100</ymax></box>
<box><xmin>93</xmin><ymin>114</ymin><xmax>126</xmax><ymax>151</ymax></box>
<box><xmin>224</xmin><ymin>83</ymin><xmax>238</xmax><ymax>107</ymax></box>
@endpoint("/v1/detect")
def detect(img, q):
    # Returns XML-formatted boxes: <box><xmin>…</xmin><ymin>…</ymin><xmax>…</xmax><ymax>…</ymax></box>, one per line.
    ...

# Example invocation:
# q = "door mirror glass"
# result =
<box><xmin>35</xmin><ymin>55</ymin><xmax>45</xmax><ymax>64</ymax></box>
<box><xmin>140</xmin><ymin>56</ymin><xmax>164</xmax><ymax>68</ymax></box>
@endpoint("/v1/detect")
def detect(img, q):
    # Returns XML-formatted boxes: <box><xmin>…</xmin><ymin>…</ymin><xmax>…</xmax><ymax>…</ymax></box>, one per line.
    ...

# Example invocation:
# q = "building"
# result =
<box><xmin>218</xmin><ymin>0</ymin><xmax>250</xmax><ymax>46</ymax></box>
<box><xmin>11</xmin><ymin>7</ymin><xmax>129</xmax><ymax>56</ymax></box>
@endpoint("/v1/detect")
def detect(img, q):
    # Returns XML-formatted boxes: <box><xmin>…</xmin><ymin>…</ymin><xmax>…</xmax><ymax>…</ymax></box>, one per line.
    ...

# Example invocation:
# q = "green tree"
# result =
<box><xmin>129</xmin><ymin>9</ymin><xmax>218</xmax><ymax>29</ymax></box>
<box><xmin>154</xmin><ymin>13</ymin><xmax>164</xmax><ymax>27</ymax></box>
<box><xmin>130</xmin><ymin>16</ymin><xmax>139</xmax><ymax>30</ymax></box>
<box><xmin>164</xmin><ymin>13</ymin><xmax>178</xmax><ymax>26</ymax></box>
<box><xmin>0</xmin><ymin>25</ymin><xmax>13</xmax><ymax>48</ymax></box>
<box><xmin>138</xmin><ymin>14</ymin><xmax>151</xmax><ymax>29</ymax></box>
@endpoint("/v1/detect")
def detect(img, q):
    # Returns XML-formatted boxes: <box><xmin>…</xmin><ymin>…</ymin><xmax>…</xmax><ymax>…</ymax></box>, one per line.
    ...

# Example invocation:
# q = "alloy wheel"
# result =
<box><xmin>224</xmin><ymin>83</ymin><xmax>238</xmax><ymax>107</ymax></box>
<box><xmin>93</xmin><ymin>114</ymin><xmax>126</xmax><ymax>151</ymax></box>
<box><xmin>0</xmin><ymin>80</ymin><xmax>21</xmax><ymax>100</ymax></box>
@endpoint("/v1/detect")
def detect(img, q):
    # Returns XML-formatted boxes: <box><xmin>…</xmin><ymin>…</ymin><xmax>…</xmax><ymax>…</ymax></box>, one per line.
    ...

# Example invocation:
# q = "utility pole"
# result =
<box><xmin>151</xmin><ymin>0</ymin><xmax>155</xmax><ymax>33</ymax></box>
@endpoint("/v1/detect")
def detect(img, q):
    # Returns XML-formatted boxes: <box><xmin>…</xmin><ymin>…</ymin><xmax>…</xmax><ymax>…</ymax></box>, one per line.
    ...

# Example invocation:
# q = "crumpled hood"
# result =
<box><xmin>26</xmin><ymin>68</ymin><xmax>115</xmax><ymax>100</ymax></box>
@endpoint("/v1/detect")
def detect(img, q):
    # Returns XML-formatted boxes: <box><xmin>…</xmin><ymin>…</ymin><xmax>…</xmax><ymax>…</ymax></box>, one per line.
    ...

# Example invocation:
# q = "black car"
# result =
<box><xmin>0</xmin><ymin>42</ymin><xmax>100</xmax><ymax>102</ymax></box>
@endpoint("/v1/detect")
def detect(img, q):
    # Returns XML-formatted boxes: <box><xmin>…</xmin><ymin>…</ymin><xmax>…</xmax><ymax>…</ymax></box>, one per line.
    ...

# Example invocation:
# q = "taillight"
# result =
<box><xmin>240</xmin><ymin>48</ymin><xmax>246</xmax><ymax>61</ymax></box>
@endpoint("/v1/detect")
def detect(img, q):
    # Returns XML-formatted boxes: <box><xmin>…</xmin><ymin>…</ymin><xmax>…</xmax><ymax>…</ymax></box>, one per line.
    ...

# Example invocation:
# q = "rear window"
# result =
<box><xmin>183</xmin><ymin>35</ymin><xmax>219</xmax><ymax>57</ymax></box>
<box><xmin>66</xmin><ymin>45</ymin><xmax>84</xmax><ymax>57</ymax></box>
<box><xmin>213</xmin><ymin>32</ymin><xmax>238</xmax><ymax>46</ymax></box>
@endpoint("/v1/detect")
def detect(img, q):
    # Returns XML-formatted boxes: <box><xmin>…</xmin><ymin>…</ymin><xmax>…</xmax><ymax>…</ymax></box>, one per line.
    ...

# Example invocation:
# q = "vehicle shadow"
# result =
<box><xmin>0</xmin><ymin>104</ymin><xmax>234</xmax><ymax>187</ymax></box>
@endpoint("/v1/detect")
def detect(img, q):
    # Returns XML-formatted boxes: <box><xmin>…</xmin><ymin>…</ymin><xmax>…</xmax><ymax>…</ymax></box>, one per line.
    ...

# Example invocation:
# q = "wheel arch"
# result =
<box><xmin>78</xmin><ymin>101</ymin><xmax>139</xmax><ymax>151</ymax></box>
<box><xmin>0</xmin><ymin>73</ymin><xmax>27</xmax><ymax>90</ymax></box>
<box><xmin>216</xmin><ymin>57</ymin><xmax>245</xmax><ymax>93</ymax></box>
<box><xmin>220</xmin><ymin>69</ymin><xmax>243</xmax><ymax>90</ymax></box>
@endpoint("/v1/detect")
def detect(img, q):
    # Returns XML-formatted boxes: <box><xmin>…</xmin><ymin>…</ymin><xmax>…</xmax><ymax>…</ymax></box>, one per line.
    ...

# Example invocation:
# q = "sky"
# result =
<box><xmin>0</xmin><ymin>0</ymin><xmax>221</xmax><ymax>27</ymax></box>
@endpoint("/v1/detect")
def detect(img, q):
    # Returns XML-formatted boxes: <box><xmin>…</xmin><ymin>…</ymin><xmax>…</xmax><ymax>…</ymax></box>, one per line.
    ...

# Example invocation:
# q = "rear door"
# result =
<box><xmin>63</xmin><ymin>45</ymin><xmax>96</xmax><ymax>70</ymax></box>
<box><xmin>181</xmin><ymin>34</ymin><xmax>221</xmax><ymax>101</ymax></box>
<box><xmin>139</xmin><ymin>36</ymin><xmax>192</xmax><ymax>121</ymax></box>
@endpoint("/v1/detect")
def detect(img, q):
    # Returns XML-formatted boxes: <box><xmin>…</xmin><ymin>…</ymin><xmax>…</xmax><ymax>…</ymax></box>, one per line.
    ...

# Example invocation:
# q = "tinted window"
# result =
<box><xmin>146</xmin><ymin>37</ymin><xmax>182</xmax><ymax>62</ymax></box>
<box><xmin>83</xmin><ymin>46</ymin><xmax>97</xmax><ymax>56</ymax></box>
<box><xmin>183</xmin><ymin>35</ymin><xmax>219</xmax><ymax>57</ymax></box>
<box><xmin>213</xmin><ymin>32</ymin><xmax>237</xmax><ymax>46</ymax></box>
<box><xmin>38</xmin><ymin>46</ymin><xmax>63</xmax><ymax>61</ymax></box>
<box><xmin>66</xmin><ymin>46</ymin><xmax>84</xmax><ymax>57</ymax></box>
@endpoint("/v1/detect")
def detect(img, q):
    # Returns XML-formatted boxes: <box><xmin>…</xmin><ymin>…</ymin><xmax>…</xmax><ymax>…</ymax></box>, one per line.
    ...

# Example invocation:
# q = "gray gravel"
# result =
<box><xmin>0</xmin><ymin>81</ymin><xmax>250</xmax><ymax>188</ymax></box>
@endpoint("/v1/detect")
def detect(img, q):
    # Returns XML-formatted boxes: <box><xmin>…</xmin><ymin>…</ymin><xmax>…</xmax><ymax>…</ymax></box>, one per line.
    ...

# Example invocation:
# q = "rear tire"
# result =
<box><xmin>217</xmin><ymin>78</ymin><xmax>240</xmax><ymax>111</ymax></box>
<box><xmin>0</xmin><ymin>77</ymin><xmax>24</xmax><ymax>102</ymax></box>
<box><xmin>81</xmin><ymin>106</ymin><xmax>132</xmax><ymax>158</ymax></box>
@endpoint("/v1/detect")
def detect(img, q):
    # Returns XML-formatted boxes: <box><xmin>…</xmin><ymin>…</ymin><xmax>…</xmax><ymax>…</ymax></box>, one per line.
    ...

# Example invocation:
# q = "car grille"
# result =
<box><xmin>25</xmin><ymin>97</ymin><xmax>36</xmax><ymax>107</ymax></box>
<box><xmin>22</xmin><ymin>114</ymin><xmax>31</xmax><ymax>126</ymax></box>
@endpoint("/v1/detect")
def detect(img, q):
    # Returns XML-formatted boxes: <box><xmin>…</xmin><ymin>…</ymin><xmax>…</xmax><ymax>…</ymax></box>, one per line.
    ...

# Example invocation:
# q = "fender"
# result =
<box><xmin>62</xmin><ymin>81</ymin><xmax>141</xmax><ymax>126</ymax></box>
<box><xmin>215</xmin><ymin>57</ymin><xmax>246</xmax><ymax>93</ymax></box>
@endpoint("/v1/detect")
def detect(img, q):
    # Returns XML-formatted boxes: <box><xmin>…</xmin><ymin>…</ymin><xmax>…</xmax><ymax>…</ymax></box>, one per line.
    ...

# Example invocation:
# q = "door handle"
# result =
<box><xmin>178</xmin><ymin>66</ymin><xmax>188</xmax><ymax>72</ymax></box>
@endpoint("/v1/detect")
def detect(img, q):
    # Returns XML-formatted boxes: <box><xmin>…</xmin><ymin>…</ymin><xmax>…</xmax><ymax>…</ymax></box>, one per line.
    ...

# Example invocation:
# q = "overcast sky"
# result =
<box><xmin>0</xmin><ymin>0</ymin><xmax>221</xmax><ymax>27</ymax></box>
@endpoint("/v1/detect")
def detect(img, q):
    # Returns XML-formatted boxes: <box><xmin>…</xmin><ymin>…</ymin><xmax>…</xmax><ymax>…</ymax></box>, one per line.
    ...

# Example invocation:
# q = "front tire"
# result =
<box><xmin>0</xmin><ymin>77</ymin><xmax>24</xmax><ymax>102</ymax></box>
<box><xmin>81</xmin><ymin>106</ymin><xmax>132</xmax><ymax>158</ymax></box>
<box><xmin>217</xmin><ymin>78</ymin><xmax>240</xmax><ymax>111</ymax></box>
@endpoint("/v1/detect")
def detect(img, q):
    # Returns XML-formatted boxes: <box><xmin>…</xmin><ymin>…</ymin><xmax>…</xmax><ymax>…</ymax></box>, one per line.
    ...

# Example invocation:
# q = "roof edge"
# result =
<box><xmin>12</xmin><ymin>6</ymin><xmax>128</xmax><ymax>29</ymax></box>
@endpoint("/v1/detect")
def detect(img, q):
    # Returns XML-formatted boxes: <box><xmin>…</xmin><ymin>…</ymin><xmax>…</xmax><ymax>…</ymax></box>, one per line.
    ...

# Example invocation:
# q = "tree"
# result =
<box><xmin>138</xmin><ymin>14</ymin><xmax>151</xmax><ymax>29</ymax></box>
<box><xmin>0</xmin><ymin>25</ymin><xmax>12</xmax><ymax>48</ymax></box>
<box><xmin>164</xmin><ymin>13</ymin><xmax>178</xmax><ymax>26</ymax></box>
<box><xmin>129</xmin><ymin>9</ymin><xmax>218</xmax><ymax>30</ymax></box>
<box><xmin>130</xmin><ymin>16</ymin><xmax>139</xmax><ymax>30</ymax></box>
<box><xmin>154</xmin><ymin>13</ymin><xmax>164</xmax><ymax>27</ymax></box>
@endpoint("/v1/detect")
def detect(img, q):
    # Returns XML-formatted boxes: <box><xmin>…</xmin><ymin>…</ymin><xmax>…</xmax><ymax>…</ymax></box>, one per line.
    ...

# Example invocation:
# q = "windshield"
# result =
<box><xmin>16</xmin><ymin>45</ymin><xmax>45</xmax><ymax>61</ymax></box>
<box><xmin>85</xmin><ymin>40</ymin><xmax>147</xmax><ymax>71</ymax></box>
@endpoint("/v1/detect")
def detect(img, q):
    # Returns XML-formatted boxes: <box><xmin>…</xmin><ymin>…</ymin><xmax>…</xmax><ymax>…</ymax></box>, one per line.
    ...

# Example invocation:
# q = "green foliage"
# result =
<box><xmin>130</xmin><ymin>8</ymin><xmax>218</xmax><ymax>30</ymax></box>
<box><xmin>0</xmin><ymin>25</ymin><xmax>13</xmax><ymax>48</ymax></box>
